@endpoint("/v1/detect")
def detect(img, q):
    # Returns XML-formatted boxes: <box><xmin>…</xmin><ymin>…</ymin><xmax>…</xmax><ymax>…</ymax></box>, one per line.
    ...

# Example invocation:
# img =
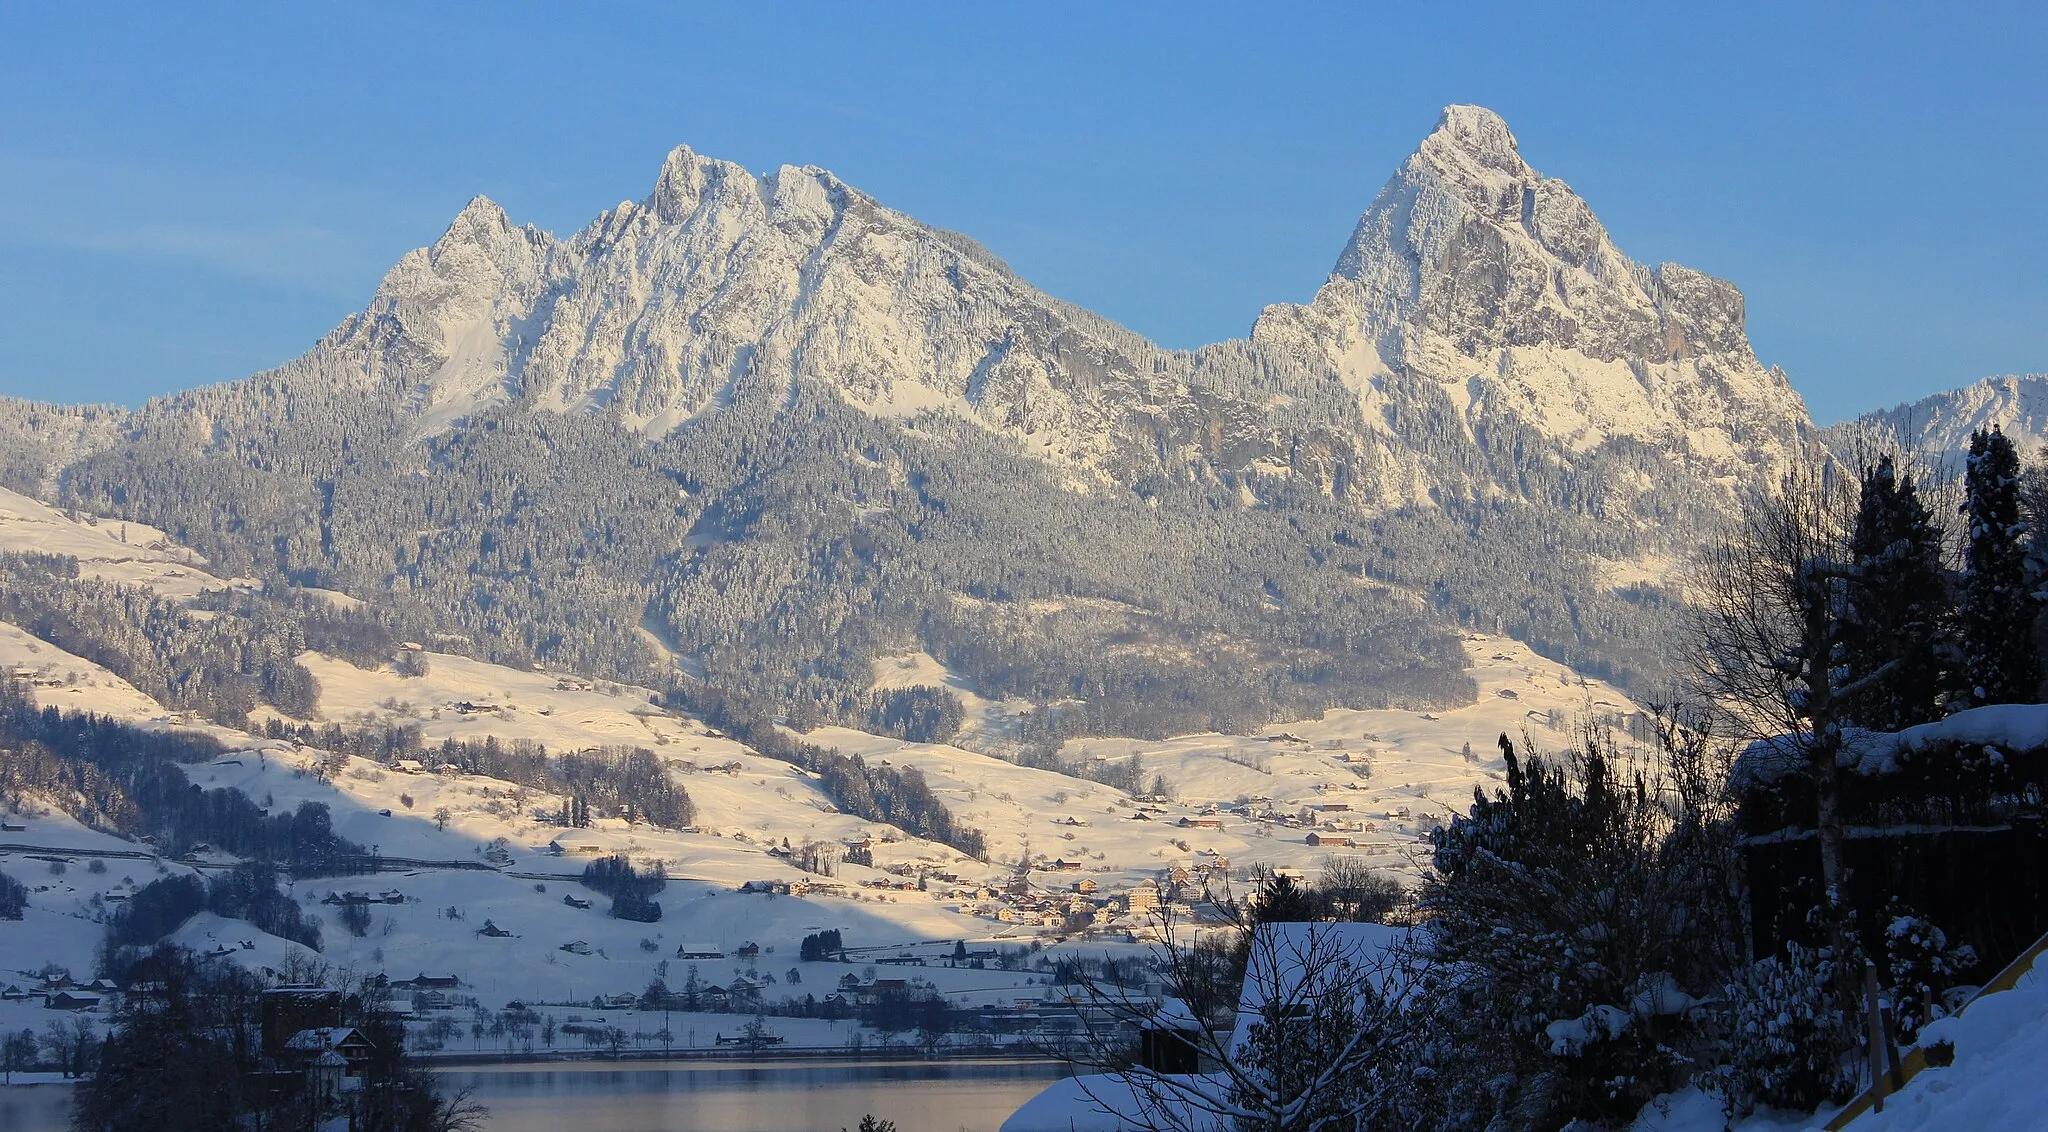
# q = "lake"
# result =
<box><xmin>1</xmin><ymin>1058</ymin><xmax>1075</xmax><ymax>1132</ymax></box>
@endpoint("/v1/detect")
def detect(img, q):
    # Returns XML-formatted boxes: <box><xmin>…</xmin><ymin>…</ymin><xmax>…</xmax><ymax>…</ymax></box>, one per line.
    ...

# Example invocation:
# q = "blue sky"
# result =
<box><xmin>0</xmin><ymin>3</ymin><xmax>2041</xmax><ymax>423</ymax></box>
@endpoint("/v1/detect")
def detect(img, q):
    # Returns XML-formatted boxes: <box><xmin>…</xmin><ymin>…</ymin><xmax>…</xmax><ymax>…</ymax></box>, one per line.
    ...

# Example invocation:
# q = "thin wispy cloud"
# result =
<box><xmin>0</xmin><ymin>152</ymin><xmax>427</xmax><ymax>296</ymax></box>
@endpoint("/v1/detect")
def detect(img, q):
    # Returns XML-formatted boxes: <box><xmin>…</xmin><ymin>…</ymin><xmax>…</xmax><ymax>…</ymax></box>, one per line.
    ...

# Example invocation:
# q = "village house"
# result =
<box><xmin>282</xmin><ymin>1026</ymin><xmax>375</xmax><ymax>1071</ymax></box>
<box><xmin>389</xmin><ymin>973</ymin><xmax>460</xmax><ymax>991</ymax></box>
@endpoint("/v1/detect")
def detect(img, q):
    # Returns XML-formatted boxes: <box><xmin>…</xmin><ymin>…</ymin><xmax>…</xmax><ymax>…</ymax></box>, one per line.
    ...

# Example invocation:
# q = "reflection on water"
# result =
<box><xmin>447</xmin><ymin>1058</ymin><xmax>1072</xmax><ymax>1132</ymax></box>
<box><xmin>1</xmin><ymin>1057</ymin><xmax>1073</xmax><ymax>1132</ymax></box>
<box><xmin>2</xmin><ymin>1083</ymin><xmax>72</xmax><ymax>1132</ymax></box>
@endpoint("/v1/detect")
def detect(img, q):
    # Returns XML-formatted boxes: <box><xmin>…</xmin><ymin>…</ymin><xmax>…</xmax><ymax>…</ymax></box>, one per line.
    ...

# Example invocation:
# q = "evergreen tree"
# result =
<box><xmin>1960</xmin><ymin>428</ymin><xmax>2039</xmax><ymax>705</ymax></box>
<box><xmin>1841</xmin><ymin>456</ymin><xmax>1950</xmax><ymax>729</ymax></box>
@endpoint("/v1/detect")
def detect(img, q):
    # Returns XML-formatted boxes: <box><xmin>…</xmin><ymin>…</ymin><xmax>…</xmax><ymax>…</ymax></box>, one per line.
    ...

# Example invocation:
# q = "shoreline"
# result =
<box><xmin>420</xmin><ymin>1046</ymin><xmax>1074</xmax><ymax>1068</ymax></box>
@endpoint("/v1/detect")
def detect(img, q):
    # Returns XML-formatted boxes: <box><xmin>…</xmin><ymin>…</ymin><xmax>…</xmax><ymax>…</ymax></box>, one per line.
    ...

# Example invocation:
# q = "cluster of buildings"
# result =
<box><xmin>0</xmin><ymin>971</ymin><xmax>120</xmax><ymax>1011</ymax></box>
<box><xmin>934</xmin><ymin>855</ymin><xmax>1236</xmax><ymax>937</ymax></box>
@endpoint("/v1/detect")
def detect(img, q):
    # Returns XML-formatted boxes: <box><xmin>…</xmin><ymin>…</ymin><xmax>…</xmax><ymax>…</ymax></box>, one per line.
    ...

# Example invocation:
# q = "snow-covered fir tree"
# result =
<box><xmin>1842</xmin><ymin>455</ymin><xmax>1951</xmax><ymax>729</ymax></box>
<box><xmin>1960</xmin><ymin>427</ymin><xmax>2039</xmax><ymax>705</ymax></box>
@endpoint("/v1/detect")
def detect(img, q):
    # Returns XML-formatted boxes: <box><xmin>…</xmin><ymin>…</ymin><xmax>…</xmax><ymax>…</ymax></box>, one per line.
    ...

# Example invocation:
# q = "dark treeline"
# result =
<box><xmin>259</xmin><ymin>720</ymin><xmax>696</xmax><ymax>830</ymax></box>
<box><xmin>799</xmin><ymin>929</ymin><xmax>844</xmax><ymax>962</ymax></box>
<box><xmin>580</xmin><ymin>854</ymin><xmax>666</xmax><ymax>922</ymax></box>
<box><xmin>862</xmin><ymin>685</ymin><xmax>965</xmax><ymax>745</ymax></box>
<box><xmin>679</xmin><ymin>686</ymin><xmax>986</xmax><ymax>859</ymax></box>
<box><xmin>103</xmin><ymin>861</ymin><xmax>322</xmax><ymax>965</ymax></box>
<box><xmin>0</xmin><ymin>682</ymin><xmax>362</xmax><ymax>870</ymax></box>
<box><xmin>1014</xmin><ymin>744</ymin><xmax>1156</xmax><ymax>797</ymax></box>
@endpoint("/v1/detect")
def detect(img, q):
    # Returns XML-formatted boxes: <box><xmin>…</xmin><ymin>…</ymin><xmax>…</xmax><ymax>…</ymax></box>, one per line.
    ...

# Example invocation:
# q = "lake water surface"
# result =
<box><xmin>2</xmin><ymin>1058</ymin><xmax>1074</xmax><ymax>1132</ymax></box>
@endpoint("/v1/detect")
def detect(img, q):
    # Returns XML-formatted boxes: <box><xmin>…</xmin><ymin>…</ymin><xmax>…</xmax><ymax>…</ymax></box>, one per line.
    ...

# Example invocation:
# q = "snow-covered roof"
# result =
<box><xmin>1734</xmin><ymin>703</ymin><xmax>2048</xmax><ymax>788</ymax></box>
<box><xmin>1228</xmin><ymin>921</ymin><xmax>1411</xmax><ymax>1056</ymax></box>
<box><xmin>284</xmin><ymin>1026</ymin><xmax>365</xmax><ymax>1052</ymax></box>
<box><xmin>1000</xmin><ymin>1072</ymin><xmax>1225</xmax><ymax>1132</ymax></box>
<box><xmin>1145</xmin><ymin>996</ymin><xmax>1199</xmax><ymax>1030</ymax></box>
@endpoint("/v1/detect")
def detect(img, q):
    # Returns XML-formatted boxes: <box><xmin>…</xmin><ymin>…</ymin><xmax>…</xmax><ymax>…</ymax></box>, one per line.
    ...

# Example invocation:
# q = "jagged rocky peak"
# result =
<box><xmin>1404</xmin><ymin>103</ymin><xmax>1532</xmax><ymax>212</ymax></box>
<box><xmin>1257</xmin><ymin>103</ymin><xmax>1807</xmax><ymax>473</ymax></box>
<box><xmin>1331</xmin><ymin>103</ymin><xmax>1696</xmax><ymax>360</ymax></box>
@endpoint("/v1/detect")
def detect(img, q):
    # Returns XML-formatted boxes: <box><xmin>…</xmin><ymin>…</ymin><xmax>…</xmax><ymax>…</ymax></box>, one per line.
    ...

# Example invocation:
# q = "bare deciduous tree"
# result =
<box><xmin>1687</xmin><ymin>466</ymin><xmax>1863</xmax><ymax>904</ymax></box>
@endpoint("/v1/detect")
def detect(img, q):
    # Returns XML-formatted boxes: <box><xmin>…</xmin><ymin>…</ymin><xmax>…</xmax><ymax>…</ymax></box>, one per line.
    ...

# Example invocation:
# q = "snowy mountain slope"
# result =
<box><xmin>132</xmin><ymin>106</ymin><xmax>1811</xmax><ymax>502</ymax></box>
<box><xmin>0</xmin><ymin>491</ymin><xmax>1681</xmax><ymax>1047</ymax></box>
<box><xmin>0</xmin><ymin>621</ymin><xmax>169</xmax><ymax>722</ymax></box>
<box><xmin>1253</xmin><ymin>105</ymin><xmax>1812</xmax><ymax>498</ymax></box>
<box><xmin>838</xmin><ymin>632</ymin><xmax>1648</xmax><ymax>885</ymax></box>
<box><xmin>106</xmin><ymin>147</ymin><xmax>1188</xmax><ymax>476</ymax></box>
<box><xmin>1825</xmin><ymin>373</ymin><xmax>2048</xmax><ymax>466</ymax></box>
<box><xmin>0</xmin><ymin>486</ymin><xmax>240</xmax><ymax>601</ymax></box>
<box><xmin>0</xmin><ymin>104</ymin><xmax>1855</xmax><ymax>733</ymax></box>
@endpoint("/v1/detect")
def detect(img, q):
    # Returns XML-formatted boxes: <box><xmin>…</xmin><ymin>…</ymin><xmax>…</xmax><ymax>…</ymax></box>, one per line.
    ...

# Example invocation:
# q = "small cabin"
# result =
<box><xmin>284</xmin><ymin>1026</ymin><xmax>376</xmax><ymax>1071</ymax></box>
<box><xmin>1139</xmin><ymin>998</ymin><xmax>1205</xmax><ymax>1074</ymax></box>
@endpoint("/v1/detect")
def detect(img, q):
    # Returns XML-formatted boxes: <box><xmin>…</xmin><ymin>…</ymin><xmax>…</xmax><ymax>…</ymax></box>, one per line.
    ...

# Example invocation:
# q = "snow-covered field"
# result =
<box><xmin>1</xmin><ymin>488</ymin><xmax>1661</xmax><ymax>1065</ymax></box>
<box><xmin>829</xmin><ymin>633</ymin><xmax>1643</xmax><ymax>887</ymax></box>
<box><xmin>0</xmin><ymin>486</ymin><xmax>244</xmax><ymax>601</ymax></box>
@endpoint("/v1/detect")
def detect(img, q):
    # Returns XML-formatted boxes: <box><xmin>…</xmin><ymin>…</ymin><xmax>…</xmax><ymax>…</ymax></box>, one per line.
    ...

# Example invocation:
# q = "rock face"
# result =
<box><xmin>249</xmin><ymin>147</ymin><xmax>1174</xmax><ymax>472</ymax></box>
<box><xmin>1254</xmin><ymin>105</ymin><xmax>1810</xmax><ymax>497</ymax></box>
<box><xmin>77</xmin><ymin>106</ymin><xmax>1811</xmax><ymax>509</ymax></box>
<box><xmin>0</xmin><ymin>105</ymin><xmax>1838</xmax><ymax>730</ymax></box>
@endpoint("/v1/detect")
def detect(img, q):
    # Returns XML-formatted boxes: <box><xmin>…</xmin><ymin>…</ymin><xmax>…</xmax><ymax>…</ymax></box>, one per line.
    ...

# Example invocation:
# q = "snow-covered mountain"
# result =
<box><xmin>1254</xmin><ymin>105</ymin><xmax>1810</xmax><ymax>493</ymax></box>
<box><xmin>1828</xmin><ymin>374</ymin><xmax>2048</xmax><ymax>464</ymax></box>
<box><xmin>0</xmin><ymin>105</ymin><xmax>1847</xmax><ymax>730</ymax></box>
<box><xmin>12</xmin><ymin>106</ymin><xmax>1810</xmax><ymax>499</ymax></box>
